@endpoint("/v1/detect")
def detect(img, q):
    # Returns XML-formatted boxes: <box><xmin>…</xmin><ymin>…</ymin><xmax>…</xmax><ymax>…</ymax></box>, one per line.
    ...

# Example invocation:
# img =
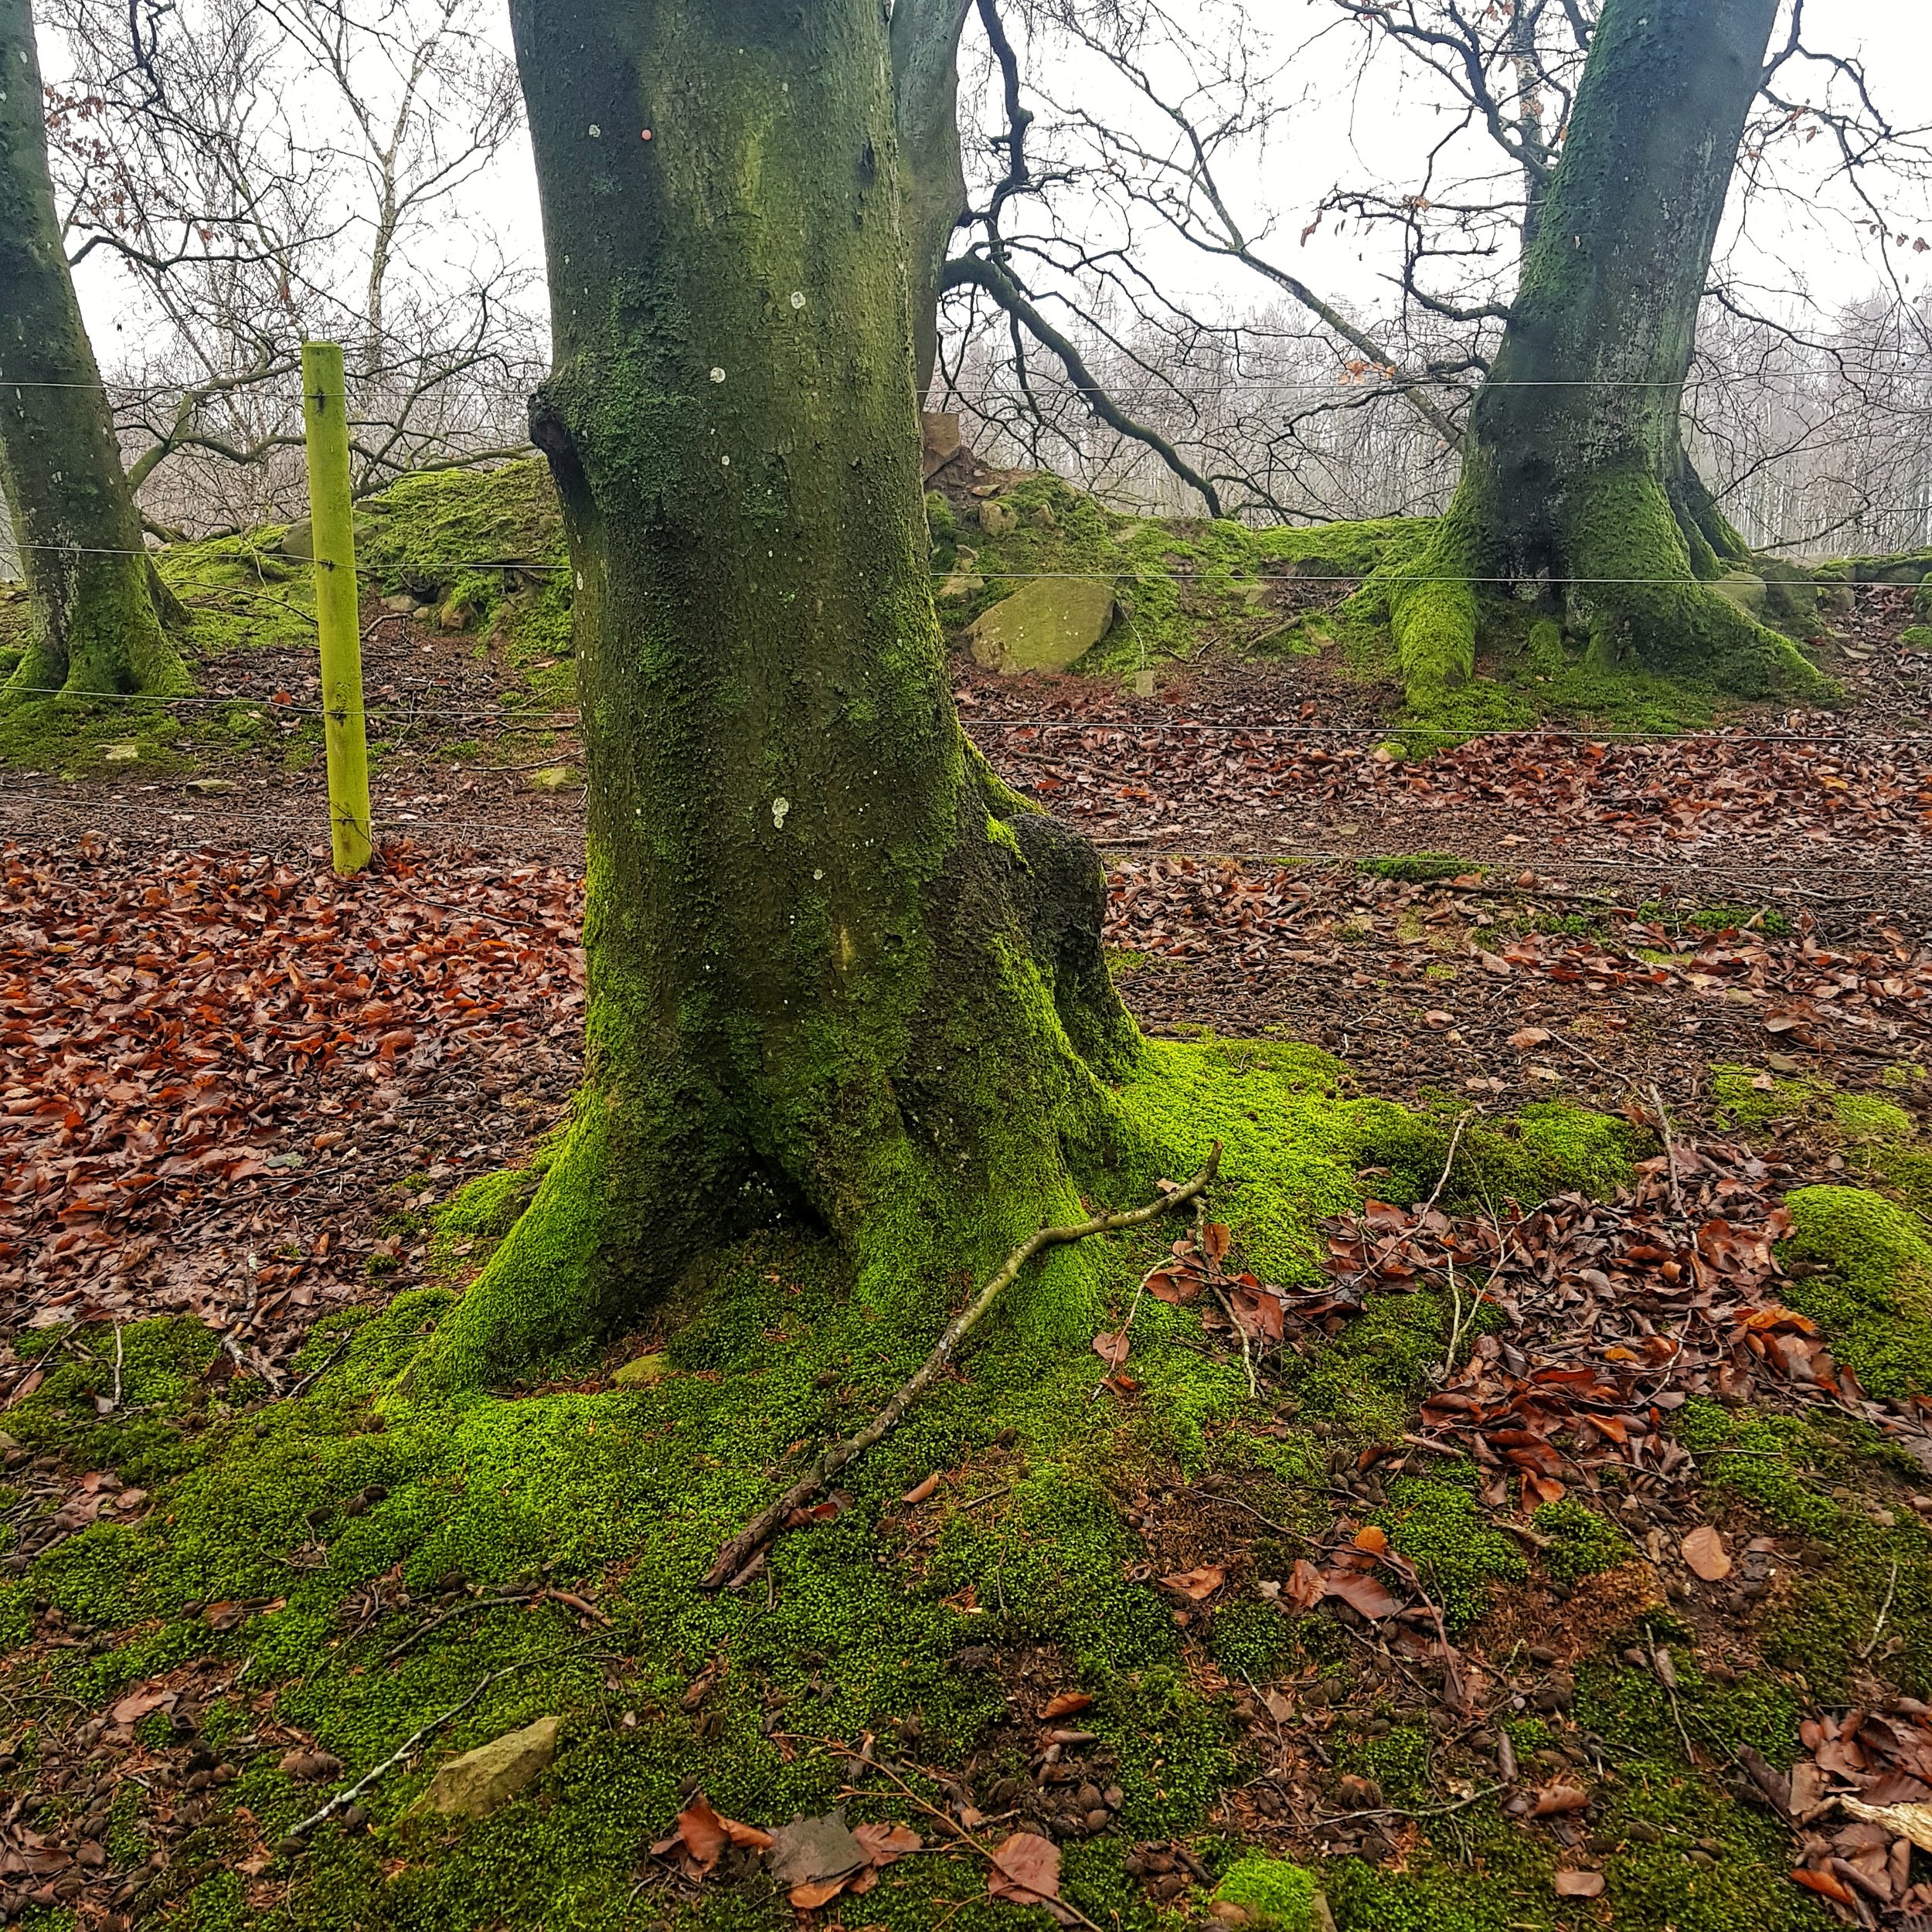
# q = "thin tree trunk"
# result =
<box><xmin>0</xmin><ymin>0</ymin><xmax>187</xmax><ymax>697</ymax></box>
<box><xmin>1380</xmin><ymin>0</ymin><xmax>1823</xmax><ymax>706</ymax></box>
<box><xmin>893</xmin><ymin>0</ymin><xmax>975</xmax><ymax>402</ymax></box>
<box><xmin>410</xmin><ymin>0</ymin><xmax>1138</xmax><ymax>1393</ymax></box>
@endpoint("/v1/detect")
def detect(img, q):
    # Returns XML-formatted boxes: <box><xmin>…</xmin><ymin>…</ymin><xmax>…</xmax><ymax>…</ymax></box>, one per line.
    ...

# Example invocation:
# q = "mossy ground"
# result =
<box><xmin>21</xmin><ymin>1030</ymin><xmax>1927</xmax><ymax>1931</ymax></box>
<box><xmin>0</xmin><ymin>1041</ymin><xmax>1771</xmax><ymax>1932</ymax></box>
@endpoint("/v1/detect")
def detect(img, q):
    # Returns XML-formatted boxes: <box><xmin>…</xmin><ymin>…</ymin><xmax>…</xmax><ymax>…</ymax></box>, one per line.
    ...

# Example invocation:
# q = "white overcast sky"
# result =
<box><xmin>55</xmin><ymin>0</ymin><xmax>1932</xmax><ymax>373</ymax></box>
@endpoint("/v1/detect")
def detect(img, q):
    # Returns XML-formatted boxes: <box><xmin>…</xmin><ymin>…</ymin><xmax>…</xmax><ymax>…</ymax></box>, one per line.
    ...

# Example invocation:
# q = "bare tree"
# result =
<box><xmin>39</xmin><ymin>0</ymin><xmax>539</xmax><ymax>536</ymax></box>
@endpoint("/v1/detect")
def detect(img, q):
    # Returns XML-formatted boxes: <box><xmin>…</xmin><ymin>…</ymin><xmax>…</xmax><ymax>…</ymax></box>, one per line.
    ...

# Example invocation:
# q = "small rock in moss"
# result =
<box><xmin>409</xmin><ymin>1715</ymin><xmax>561</xmax><ymax>1818</ymax></box>
<box><xmin>610</xmin><ymin>1352</ymin><xmax>671</xmax><ymax>1388</ymax></box>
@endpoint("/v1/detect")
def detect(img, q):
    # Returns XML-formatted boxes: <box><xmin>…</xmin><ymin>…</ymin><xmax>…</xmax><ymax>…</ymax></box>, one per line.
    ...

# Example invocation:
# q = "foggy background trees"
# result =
<box><xmin>21</xmin><ymin>0</ymin><xmax>1932</xmax><ymax>559</ymax></box>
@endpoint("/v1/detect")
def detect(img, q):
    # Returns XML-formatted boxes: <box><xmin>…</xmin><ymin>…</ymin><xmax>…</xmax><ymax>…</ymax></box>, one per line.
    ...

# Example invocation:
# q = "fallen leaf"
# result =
<box><xmin>1162</xmin><ymin>1564</ymin><xmax>1226</xmax><ymax>1600</ymax></box>
<box><xmin>1281</xmin><ymin>1560</ymin><xmax>1325</xmax><ymax>1611</ymax></box>
<box><xmin>901</xmin><ymin>1473</ymin><xmax>942</xmax><ymax>1505</ymax></box>
<box><xmin>1791</xmin><ymin>1865</ymin><xmax>1858</xmax><ymax>1905</ymax></box>
<box><xmin>1322</xmin><ymin>1570</ymin><xmax>1403</xmax><ymax>1620</ymax></box>
<box><xmin>658</xmin><ymin>1794</ymin><xmax>774</xmax><ymax>1876</ymax></box>
<box><xmin>1263</xmin><ymin>1688</ymin><xmax>1294</xmax><ymax>1723</ymax></box>
<box><xmin>110</xmin><ymin>1685</ymin><xmax>177</xmax><ymax>1728</ymax></box>
<box><xmin>766</xmin><ymin>1809</ymin><xmax>864</xmax><ymax>1890</ymax></box>
<box><xmin>788</xmin><ymin>1876</ymin><xmax>852</xmax><ymax>1910</ymax></box>
<box><xmin>1532</xmin><ymin>1784</ymin><xmax>1590</xmax><ymax>1816</ymax></box>
<box><xmin>988</xmin><ymin>1831</ymin><xmax>1069</xmax><ymax>1918</ymax></box>
<box><xmin>1039</xmin><ymin>1692</ymin><xmax>1094</xmax><ymax>1719</ymax></box>
<box><xmin>1508</xmin><ymin>1026</ymin><xmax>1553</xmax><ymax>1049</ymax></box>
<box><xmin>1553</xmin><ymin>1869</ymin><xmax>1605</xmax><ymax>1898</ymax></box>
<box><xmin>1680</xmin><ymin>1525</ymin><xmax>1732</xmax><ymax>1582</ymax></box>
<box><xmin>1091</xmin><ymin>1331</ymin><xmax>1130</xmax><ymax>1369</ymax></box>
<box><xmin>852</xmin><ymin>1821</ymin><xmax>922</xmax><ymax>1866</ymax></box>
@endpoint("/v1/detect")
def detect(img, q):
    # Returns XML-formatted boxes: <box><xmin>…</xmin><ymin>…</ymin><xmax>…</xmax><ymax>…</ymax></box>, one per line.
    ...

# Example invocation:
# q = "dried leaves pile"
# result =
<box><xmin>1776</xmin><ymin>1702</ymin><xmax>1932</xmax><ymax>1920</ymax></box>
<box><xmin>0</xmin><ymin>839</ymin><xmax>583</xmax><ymax>1353</ymax></box>
<box><xmin>974</xmin><ymin>719</ymin><xmax>1932</xmax><ymax>858</ymax></box>
<box><xmin>1105</xmin><ymin>858</ymin><xmax>1930</xmax><ymax>1046</ymax></box>
<box><xmin>1310</xmin><ymin>1138</ymin><xmax>1932</xmax><ymax>1515</ymax></box>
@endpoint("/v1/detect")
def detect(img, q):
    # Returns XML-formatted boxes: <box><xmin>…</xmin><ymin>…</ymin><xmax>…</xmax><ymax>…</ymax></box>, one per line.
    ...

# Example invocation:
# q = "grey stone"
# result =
<box><xmin>1712</xmin><ymin>572</ymin><xmax>1767</xmax><ymax>617</ymax></box>
<box><xmin>527</xmin><ymin>765</ymin><xmax>581</xmax><ymax>793</ymax></box>
<box><xmin>280</xmin><ymin>519</ymin><xmax>314</xmax><ymax>560</ymax></box>
<box><xmin>968</xmin><ymin>577</ymin><xmax>1117</xmax><ymax>675</ymax></box>
<box><xmin>976</xmin><ymin>499</ymin><xmax>1019</xmax><ymax>538</ymax></box>
<box><xmin>410</xmin><ymin>1716</ymin><xmax>561</xmax><ymax>1819</ymax></box>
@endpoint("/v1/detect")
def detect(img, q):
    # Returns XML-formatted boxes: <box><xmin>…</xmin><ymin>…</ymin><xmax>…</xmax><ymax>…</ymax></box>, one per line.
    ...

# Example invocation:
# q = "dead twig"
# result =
<box><xmin>1648</xmin><ymin>1083</ymin><xmax>1684</xmax><ymax>1218</ymax></box>
<box><xmin>381</xmin><ymin>1590</ymin><xmax>542</xmax><ymax>1665</ymax></box>
<box><xmin>1859</xmin><ymin>1556</ymin><xmax>1901</xmax><ymax>1660</ymax></box>
<box><xmin>699</xmin><ymin>1145</ymin><xmax>1223</xmax><ymax>1590</ymax></box>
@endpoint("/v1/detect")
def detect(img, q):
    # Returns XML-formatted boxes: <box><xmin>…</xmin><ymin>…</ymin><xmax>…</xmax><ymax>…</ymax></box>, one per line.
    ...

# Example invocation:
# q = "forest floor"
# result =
<box><xmin>0</xmin><ymin>569</ymin><xmax>1930</xmax><ymax>1930</ymax></box>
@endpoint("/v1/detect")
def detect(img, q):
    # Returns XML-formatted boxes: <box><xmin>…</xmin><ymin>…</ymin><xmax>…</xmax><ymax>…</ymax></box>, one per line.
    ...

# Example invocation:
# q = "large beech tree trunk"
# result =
<box><xmin>0</xmin><ymin>0</ymin><xmax>186</xmax><ymax>697</ymax></box>
<box><xmin>414</xmin><ymin>0</ymin><xmax>1138</xmax><ymax>1392</ymax></box>
<box><xmin>1386</xmin><ymin>0</ymin><xmax>1822</xmax><ymax>705</ymax></box>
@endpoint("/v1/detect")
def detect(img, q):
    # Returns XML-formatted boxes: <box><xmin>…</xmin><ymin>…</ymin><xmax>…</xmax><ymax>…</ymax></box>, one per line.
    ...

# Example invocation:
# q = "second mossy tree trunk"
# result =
<box><xmin>892</xmin><ymin>0</ymin><xmax>975</xmax><ymax>402</ymax></box>
<box><xmin>411</xmin><ymin>0</ymin><xmax>1141</xmax><ymax>1393</ymax></box>
<box><xmin>1381</xmin><ymin>0</ymin><xmax>1825</xmax><ymax>709</ymax></box>
<box><xmin>0</xmin><ymin>0</ymin><xmax>187</xmax><ymax>699</ymax></box>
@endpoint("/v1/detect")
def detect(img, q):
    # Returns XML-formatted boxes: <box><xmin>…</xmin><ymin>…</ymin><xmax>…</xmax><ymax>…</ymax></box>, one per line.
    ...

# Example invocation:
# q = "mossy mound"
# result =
<box><xmin>1213</xmin><ymin>1853</ymin><xmax>1327</xmax><ymax>1929</ymax></box>
<box><xmin>355</xmin><ymin>461</ymin><xmax>571</xmax><ymax>663</ymax></box>
<box><xmin>931</xmin><ymin>471</ymin><xmax>1424</xmax><ymax>679</ymax></box>
<box><xmin>1783</xmin><ymin>1186</ymin><xmax>1932</xmax><ymax>1400</ymax></box>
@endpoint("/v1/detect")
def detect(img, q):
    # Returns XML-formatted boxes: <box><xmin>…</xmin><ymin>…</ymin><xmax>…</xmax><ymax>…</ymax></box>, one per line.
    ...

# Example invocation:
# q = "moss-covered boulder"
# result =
<box><xmin>1783</xmin><ymin>1185</ymin><xmax>1932</xmax><ymax>1400</ymax></box>
<box><xmin>968</xmin><ymin>576</ymin><xmax>1117</xmax><ymax>674</ymax></box>
<box><xmin>1213</xmin><ymin>1854</ymin><xmax>1333</xmax><ymax>1930</ymax></box>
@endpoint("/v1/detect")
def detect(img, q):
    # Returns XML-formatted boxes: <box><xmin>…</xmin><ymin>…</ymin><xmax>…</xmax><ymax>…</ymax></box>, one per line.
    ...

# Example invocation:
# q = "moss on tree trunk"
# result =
<box><xmin>0</xmin><ymin>0</ymin><xmax>186</xmax><ymax>698</ymax></box>
<box><xmin>1376</xmin><ymin>0</ymin><xmax>1825</xmax><ymax>709</ymax></box>
<box><xmin>411</xmin><ymin>0</ymin><xmax>1140</xmax><ymax>1393</ymax></box>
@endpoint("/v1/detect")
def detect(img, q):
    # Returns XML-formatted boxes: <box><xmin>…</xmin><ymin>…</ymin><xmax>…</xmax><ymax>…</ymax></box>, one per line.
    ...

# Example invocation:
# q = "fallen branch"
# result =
<box><xmin>699</xmin><ymin>1145</ymin><xmax>1223</xmax><ymax>1590</ymax></box>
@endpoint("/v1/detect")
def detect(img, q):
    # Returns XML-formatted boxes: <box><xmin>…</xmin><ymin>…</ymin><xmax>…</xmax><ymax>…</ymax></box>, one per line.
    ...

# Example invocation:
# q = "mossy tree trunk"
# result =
<box><xmin>1383</xmin><ymin>0</ymin><xmax>1823</xmax><ymax>706</ymax></box>
<box><xmin>0</xmin><ymin>0</ymin><xmax>187</xmax><ymax>698</ymax></box>
<box><xmin>413</xmin><ymin>0</ymin><xmax>1139</xmax><ymax>1393</ymax></box>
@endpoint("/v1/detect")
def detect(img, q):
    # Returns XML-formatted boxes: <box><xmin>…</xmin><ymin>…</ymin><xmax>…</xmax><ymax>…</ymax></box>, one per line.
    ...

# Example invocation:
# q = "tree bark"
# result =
<box><xmin>892</xmin><ymin>0</ymin><xmax>975</xmax><ymax>402</ymax></box>
<box><xmin>1381</xmin><ymin>0</ymin><xmax>1823</xmax><ymax>706</ymax></box>
<box><xmin>0</xmin><ymin>0</ymin><xmax>187</xmax><ymax>697</ymax></box>
<box><xmin>412</xmin><ymin>0</ymin><xmax>1138</xmax><ymax>1393</ymax></box>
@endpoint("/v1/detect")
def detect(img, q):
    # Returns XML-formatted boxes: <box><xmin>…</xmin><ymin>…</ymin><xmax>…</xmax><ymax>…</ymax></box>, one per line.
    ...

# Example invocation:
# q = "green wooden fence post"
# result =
<box><xmin>300</xmin><ymin>342</ymin><xmax>373</xmax><ymax>874</ymax></box>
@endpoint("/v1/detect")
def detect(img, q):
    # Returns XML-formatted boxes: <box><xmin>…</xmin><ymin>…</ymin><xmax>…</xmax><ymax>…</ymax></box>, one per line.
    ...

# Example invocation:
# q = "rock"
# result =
<box><xmin>381</xmin><ymin>592</ymin><xmax>419</xmax><ymax>614</ymax></box>
<box><xmin>937</xmin><ymin>573</ymin><xmax>984</xmax><ymax>602</ymax></box>
<box><xmin>610</xmin><ymin>1352</ymin><xmax>671</xmax><ymax>1387</ymax></box>
<box><xmin>968</xmin><ymin>577</ymin><xmax>1117</xmax><ymax>675</ymax></box>
<box><xmin>1023</xmin><ymin>502</ymin><xmax>1056</xmax><ymax>530</ymax></box>
<box><xmin>976</xmin><ymin>498</ymin><xmax>1019</xmax><ymax>538</ymax></box>
<box><xmin>921</xmin><ymin>411</ymin><xmax>964</xmax><ymax>480</ymax></box>
<box><xmin>527</xmin><ymin>765</ymin><xmax>580</xmax><ymax>792</ymax></box>
<box><xmin>410</xmin><ymin>1716</ymin><xmax>561</xmax><ymax>1818</ymax></box>
<box><xmin>1713</xmin><ymin>572</ymin><xmax>1767</xmax><ymax>617</ymax></box>
<box><xmin>101</xmin><ymin>743</ymin><xmax>140</xmax><ymax>764</ymax></box>
<box><xmin>183</xmin><ymin>778</ymin><xmax>233</xmax><ymax>796</ymax></box>
<box><xmin>280</xmin><ymin>518</ymin><xmax>314</xmax><ymax>560</ymax></box>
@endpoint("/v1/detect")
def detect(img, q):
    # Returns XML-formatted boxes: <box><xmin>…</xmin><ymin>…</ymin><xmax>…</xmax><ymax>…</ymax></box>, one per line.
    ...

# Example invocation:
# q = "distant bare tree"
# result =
<box><xmin>39</xmin><ymin>0</ymin><xmax>539</xmax><ymax>536</ymax></box>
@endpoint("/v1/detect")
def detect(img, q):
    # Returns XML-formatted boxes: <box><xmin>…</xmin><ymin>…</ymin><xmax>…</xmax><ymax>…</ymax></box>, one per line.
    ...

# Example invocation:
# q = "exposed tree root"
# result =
<box><xmin>699</xmin><ymin>1142</ymin><xmax>1223</xmax><ymax>1590</ymax></box>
